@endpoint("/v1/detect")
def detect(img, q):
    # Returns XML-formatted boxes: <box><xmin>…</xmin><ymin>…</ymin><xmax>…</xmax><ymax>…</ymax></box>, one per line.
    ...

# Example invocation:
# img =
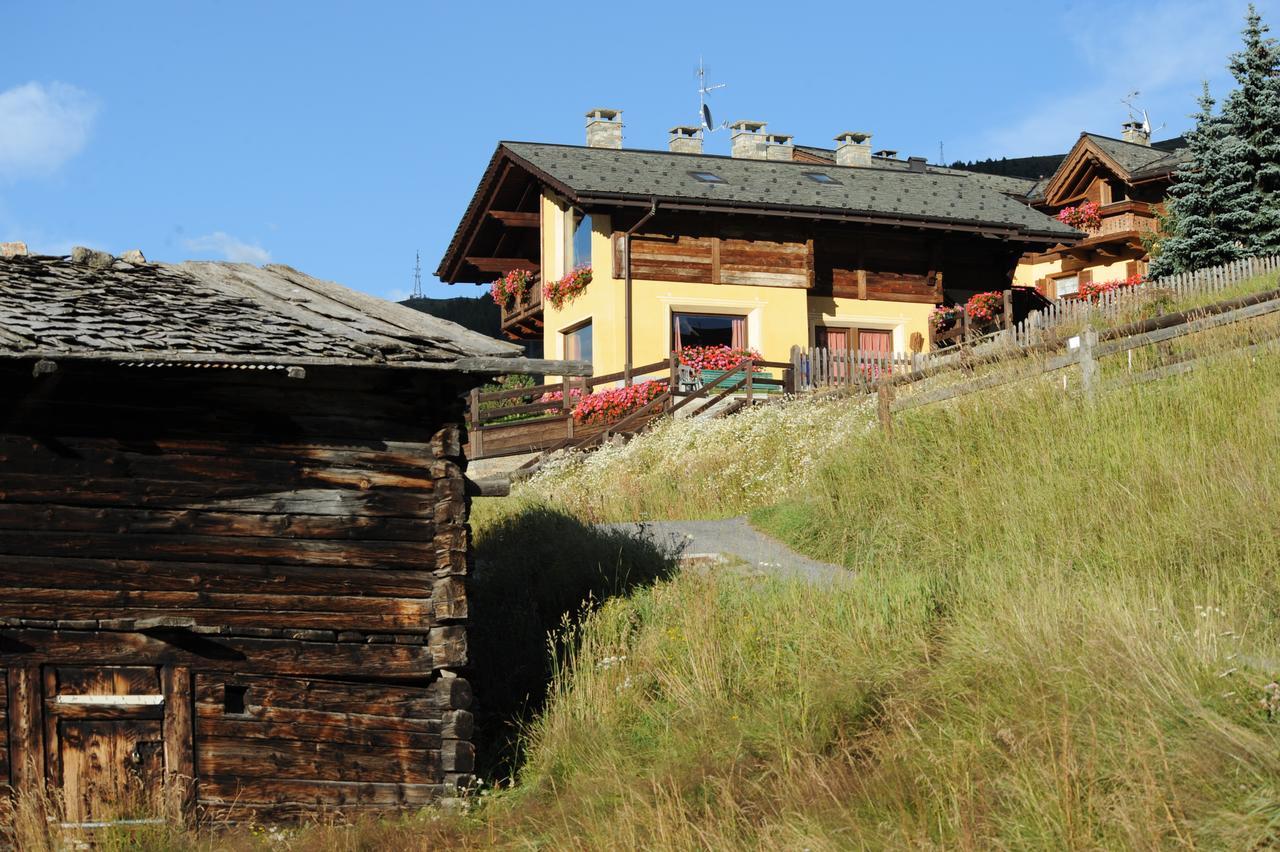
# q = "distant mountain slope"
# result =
<box><xmin>400</xmin><ymin>295</ymin><xmax>500</xmax><ymax>337</ymax></box>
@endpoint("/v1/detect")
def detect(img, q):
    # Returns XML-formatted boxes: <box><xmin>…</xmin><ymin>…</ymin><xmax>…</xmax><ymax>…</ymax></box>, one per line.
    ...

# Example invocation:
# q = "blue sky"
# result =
<box><xmin>2</xmin><ymin>0</ymin><xmax>1272</xmax><ymax>299</ymax></box>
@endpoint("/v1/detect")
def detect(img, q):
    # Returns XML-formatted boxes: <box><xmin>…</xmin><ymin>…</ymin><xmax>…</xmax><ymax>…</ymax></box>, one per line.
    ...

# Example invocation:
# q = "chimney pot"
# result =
<box><xmin>585</xmin><ymin>108</ymin><xmax>623</xmax><ymax>149</ymax></box>
<box><xmin>873</xmin><ymin>149</ymin><xmax>899</xmax><ymax>160</ymax></box>
<box><xmin>668</xmin><ymin>125</ymin><xmax>703</xmax><ymax>155</ymax></box>
<box><xmin>1121</xmin><ymin>120</ymin><xmax>1151</xmax><ymax>146</ymax></box>
<box><xmin>765</xmin><ymin>133</ymin><xmax>795</xmax><ymax>161</ymax></box>
<box><xmin>834</xmin><ymin>131</ymin><xmax>872</xmax><ymax>167</ymax></box>
<box><xmin>730</xmin><ymin>120</ymin><xmax>768</xmax><ymax>159</ymax></box>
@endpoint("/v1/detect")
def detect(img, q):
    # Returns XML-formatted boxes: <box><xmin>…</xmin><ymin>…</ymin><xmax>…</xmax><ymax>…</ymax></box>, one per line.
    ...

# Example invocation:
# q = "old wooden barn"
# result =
<box><xmin>0</xmin><ymin>249</ymin><xmax>574</xmax><ymax>824</ymax></box>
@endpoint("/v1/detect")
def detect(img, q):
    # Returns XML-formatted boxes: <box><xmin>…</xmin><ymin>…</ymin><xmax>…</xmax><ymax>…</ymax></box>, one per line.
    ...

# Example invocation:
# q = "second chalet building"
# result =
<box><xmin>438</xmin><ymin>109</ymin><xmax>1078</xmax><ymax>377</ymax></box>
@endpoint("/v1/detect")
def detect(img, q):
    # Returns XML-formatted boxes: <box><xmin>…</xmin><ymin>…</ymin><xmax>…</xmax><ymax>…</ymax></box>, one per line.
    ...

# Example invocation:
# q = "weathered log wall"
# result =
<box><xmin>0</xmin><ymin>362</ymin><xmax>475</xmax><ymax>819</ymax></box>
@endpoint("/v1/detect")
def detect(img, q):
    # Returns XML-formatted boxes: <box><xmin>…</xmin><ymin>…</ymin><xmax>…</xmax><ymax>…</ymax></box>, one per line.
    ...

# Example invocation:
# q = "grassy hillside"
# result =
<box><xmin>481</xmin><ymin>332</ymin><xmax>1280</xmax><ymax>848</ymax></box>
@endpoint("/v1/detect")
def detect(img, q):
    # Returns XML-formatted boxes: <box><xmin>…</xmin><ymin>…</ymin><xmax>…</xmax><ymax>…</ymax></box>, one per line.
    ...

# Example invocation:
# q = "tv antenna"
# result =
<box><xmin>697</xmin><ymin>58</ymin><xmax>728</xmax><ymax>132</ymax></box>
<box><xmin>1121</xmin><ymin>91</ymin><xmax>1159</xmax><ymax>135</ymax></box>
<box><xmin>412</xmin><ymin>250</ymin><xmax>423</xmax><ymax>299</ymax></box>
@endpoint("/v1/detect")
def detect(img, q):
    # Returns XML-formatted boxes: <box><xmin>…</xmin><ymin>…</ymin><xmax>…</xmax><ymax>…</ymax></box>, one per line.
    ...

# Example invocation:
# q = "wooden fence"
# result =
<box><xmin>1010</xmin><ymin>255</ymin><xmax>1280</xmax><ymax>348</ymax></box>
<box><xmin>791</xmin><ymin>346</ymin><xmax>919</xmax><ymax>391</ymax></box>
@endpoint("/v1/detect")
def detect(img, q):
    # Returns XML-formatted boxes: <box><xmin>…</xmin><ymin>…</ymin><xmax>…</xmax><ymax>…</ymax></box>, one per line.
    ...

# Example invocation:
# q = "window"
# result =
<box><xmin>804</xmin><ymin>172</ymin><xmax>841</xmax><ymax>185</ymax></box>
<box><xmin>1055</xmin><ymin>274</ymin><xmax>1079</xmax><ymax>297</ymax></box>
<box><xmin>688</xmin><ymin>170</ymin><xmax>726</xmax><ymax>184</ymax></box>
<box><xmin>224</xmin><ymin>684</ymin><xmax>247</xmax><ymax>715</ymax></box>
<box><xmin>672</xmin><ymin>312</ymin><xmax>746</xmax><ymax>350</ymax></box>
<box><xmin>564</xmin><ymin>321</ymin><xmax>593</xmax><ymax>364</ymax></box>
<box><xmin>816</xmin><ymin>326</ymin><xmax>894</xmax><ymax>352</ymax></box>
<box><xmin>571</xmin><ymin>210</ymin><xmax>592</xmax><ymax>268</ymax></box>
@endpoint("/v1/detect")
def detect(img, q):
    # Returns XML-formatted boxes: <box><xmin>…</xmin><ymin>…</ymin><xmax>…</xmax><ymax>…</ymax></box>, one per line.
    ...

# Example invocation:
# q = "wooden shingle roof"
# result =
<box><xmin>0</xmin><ymin>253</ymin><xmax>537</xmax><ymax>374</ymax></box>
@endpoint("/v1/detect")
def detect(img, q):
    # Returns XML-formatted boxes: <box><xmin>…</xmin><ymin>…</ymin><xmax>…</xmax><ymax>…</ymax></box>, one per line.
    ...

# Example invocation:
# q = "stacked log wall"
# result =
<box><xmin>0</xmin><ymin>363</ymin><xmax>474</xmax><ymax>818</ymax></box>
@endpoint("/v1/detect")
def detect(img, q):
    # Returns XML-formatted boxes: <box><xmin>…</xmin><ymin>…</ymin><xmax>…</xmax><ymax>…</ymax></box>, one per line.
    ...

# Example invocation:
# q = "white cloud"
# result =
<box><xmin>979</xmin><ymin>0</ymin><xmax>1244</xmax><ymax>157</ymax></box>
<box><xmin>184</xmin><ymin>231</ymin><xmax>271</xmax><ymax>264</ymax></box>
<box><xmin>0</xmin><ymin>82</ymin><xmax>100</xmax><ymax>180</ymax></box>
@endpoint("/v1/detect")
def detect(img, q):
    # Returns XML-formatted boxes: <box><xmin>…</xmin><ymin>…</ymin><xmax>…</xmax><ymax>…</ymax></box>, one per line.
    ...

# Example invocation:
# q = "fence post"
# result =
<box><xmin>745</xmin><ymin>359</ymin><xmax>754</xmax><ymax>406</ymax></box>
<box><xmin>668</xmin><ymin>352</ymin><xmax>679</xmax><ymax>395</ymax></box>
<box><xmin>1079</xmin><ymin>326</ymin><xmax>1098</xmax><ymax>405</ymax></box>
<box><xmin>790</xmin><ymin>345</ymin><xmax>802</xmax><ymax>394</ymax></box>
<box><xmin>1002</xmin><ymin>289</ymin><xmax>1013</xmax><ymax>331</ymax></box>
<box><xmin>877</xmin><ymin>381</ymin><xmax>894</xmax><ymax>437</ymax></box>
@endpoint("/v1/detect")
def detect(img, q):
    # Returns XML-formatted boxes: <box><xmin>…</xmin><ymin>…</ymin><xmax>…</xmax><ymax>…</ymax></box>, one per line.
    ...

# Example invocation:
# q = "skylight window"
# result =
<box><xmin>689</xmin><ymin>170</ymin><xmax>726</xmax><ymax>184</ymax></box>
<box><xmin>804</xmin><ymin>172</ymin><xmax>841</xmax><ymax>185</ymax></box>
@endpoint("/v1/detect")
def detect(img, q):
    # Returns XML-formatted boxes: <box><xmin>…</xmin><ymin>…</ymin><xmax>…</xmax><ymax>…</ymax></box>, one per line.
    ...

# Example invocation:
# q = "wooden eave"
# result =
<box><xmin>1041</xmin><ymin>136</ymin><xmax>1133</xmax><ymax>207</ymax></box>
<box><xmin>436</xmin><ymin>147</ymin><xmax>552</xmax><ymax>284</ymax></box>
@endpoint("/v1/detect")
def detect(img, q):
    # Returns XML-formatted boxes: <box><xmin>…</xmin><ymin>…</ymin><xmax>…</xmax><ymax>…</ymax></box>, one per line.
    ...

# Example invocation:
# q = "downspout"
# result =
<box><xmin>623</xmin><ymin>197</ymin><xmax>659</xmax><ymax>385</ymax></box>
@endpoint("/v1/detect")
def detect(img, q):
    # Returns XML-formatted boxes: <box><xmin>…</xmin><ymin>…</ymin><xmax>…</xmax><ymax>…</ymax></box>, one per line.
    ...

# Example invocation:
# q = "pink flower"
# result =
<box><xmin>676</xmin><ymin>345</ymin><xmax>762</xmax><ymax>374</ymax></box>
<box><xmin>544</xmin><ymin>265</ymin><xmax>592</xmax><ymax>310</ymax></box>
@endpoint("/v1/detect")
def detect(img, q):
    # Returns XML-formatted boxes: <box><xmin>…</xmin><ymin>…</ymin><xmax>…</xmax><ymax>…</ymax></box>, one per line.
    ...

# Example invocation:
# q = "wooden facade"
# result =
<box><xmin>0</xmin><ymin>362</ymin><xmax>475</xmax><ymax>822</ymax></box>
<box><xmin>0</xmin><ymin>253</ymin><xmax>578</xmax><ymax>825</ymax></box>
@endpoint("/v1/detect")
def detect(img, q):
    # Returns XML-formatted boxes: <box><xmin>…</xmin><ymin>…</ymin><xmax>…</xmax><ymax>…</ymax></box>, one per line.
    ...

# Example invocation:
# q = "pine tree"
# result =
<box><xmin>1150</xmin><ymin>84</ymin><xmax>1245</xmax><ymax>275</ymax></box>
<box><xmin>1221</xmin><ymin>4</ymin><xmax>1280</xmax><ymax>254</ymax></box>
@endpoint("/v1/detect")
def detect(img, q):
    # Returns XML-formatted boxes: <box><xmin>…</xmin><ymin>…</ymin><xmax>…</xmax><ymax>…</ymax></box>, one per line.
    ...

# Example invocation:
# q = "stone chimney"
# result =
<box><xmin>730</xmin><ymin>120</ymin><xmax>768</xmax><ymax>159</ymax></box>
<box><xmin>907</xmin><ymin>156</ymin><xmax>927</xmax><ymax>173</ymax></box>
<box><xmin>834</xmin><ymin>131</ymin><xmax>872</xmax><ymax>167</ymax></box>
<box><xmin>585</xmin><ymin>108</ymin><xmax>623</xmax><ymax>149</ymax></box>
<box><xmin>765</xmin><ymin>133</ymin><xmax>795</xmax><ymax>161</ymax></box>
<box><xmin>668</xmin><ymin>125</ymin><xmax>703</xmax><ymax>154</ymax></box>
<box><xmin>0</xmin><ymin>241</ymin><xmax>28</xmax><ymax>258</ymax></box>
<box><xmin>1121</xmin><ymin>120</ymin><xmax>1150</xmax><ymax>146</ymax></box>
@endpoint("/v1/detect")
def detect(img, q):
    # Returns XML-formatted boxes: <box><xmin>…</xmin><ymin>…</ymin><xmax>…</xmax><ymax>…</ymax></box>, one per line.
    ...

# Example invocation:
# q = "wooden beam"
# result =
<box><xmin>488</xmin><ymin>211</ymin><xmax>539</xmax><ymax>228</ymax></box>
<box><xmin>464</xmin><ymin>257</ymin><xmax>539</xmax><ymax>274</ymax></box>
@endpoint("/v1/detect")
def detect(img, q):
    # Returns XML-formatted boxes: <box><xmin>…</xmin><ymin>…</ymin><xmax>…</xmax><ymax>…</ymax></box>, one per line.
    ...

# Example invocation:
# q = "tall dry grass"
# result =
<box><xmin>478</xmin><ymin>331</ymin><xmax>1280</xmax><ymax>848</ymax></box>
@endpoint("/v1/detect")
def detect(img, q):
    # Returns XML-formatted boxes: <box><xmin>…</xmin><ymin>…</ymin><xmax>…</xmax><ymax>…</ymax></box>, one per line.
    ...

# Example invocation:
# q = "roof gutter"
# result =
<box><xmin>623</xmin><ymin>197</ymin><xmax>659</xmax><ymax>383</ymax></box>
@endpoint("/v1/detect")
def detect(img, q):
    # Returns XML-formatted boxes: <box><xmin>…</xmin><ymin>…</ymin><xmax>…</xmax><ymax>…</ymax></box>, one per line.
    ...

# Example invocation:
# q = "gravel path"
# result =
<box><xmin>600</xmin><ymin>516</ymin><xmax>850</xmax><ymax>585</ymax></box>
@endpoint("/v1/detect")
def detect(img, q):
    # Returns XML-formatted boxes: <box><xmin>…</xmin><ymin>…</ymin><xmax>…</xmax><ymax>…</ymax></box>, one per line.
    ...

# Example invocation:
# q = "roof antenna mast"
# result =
<box><xmin>697</xmin><ymin>57</ymin><xmax>728</xmax><ymax>133</ymax></box>
<box><xmin>412</xmin><ymin>250</ymin><xmax>423</xmax><ymax>299</ymax></box>
<box><xmin>1121</xmin><ymin>91</ymin><xmax>1157</xmax><ymax>136</ymax></box>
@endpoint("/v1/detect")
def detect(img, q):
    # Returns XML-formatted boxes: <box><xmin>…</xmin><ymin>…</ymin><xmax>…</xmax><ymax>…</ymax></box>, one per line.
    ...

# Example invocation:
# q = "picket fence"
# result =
<box><xmin>1011</xmin><ymin>255</ymin><xmax>1280</xmax><ymax>347</ymax></box>
<box><xmin>793</xmin><ymin>254</ymin><xmax>1280</xmax><ymax>392</ymax></box>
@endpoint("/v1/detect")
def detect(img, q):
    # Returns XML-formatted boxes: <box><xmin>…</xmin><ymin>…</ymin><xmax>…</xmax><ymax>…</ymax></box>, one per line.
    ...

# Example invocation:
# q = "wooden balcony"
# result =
<box><xmin>500</xmin><ymin>275</ymin><xmax>543</xmax><ymax>340</ymax></box>
<box><xmin>1080</xmin><ymin>202</ymin><xmax>1159</xmax><ymax>243</ymax></box>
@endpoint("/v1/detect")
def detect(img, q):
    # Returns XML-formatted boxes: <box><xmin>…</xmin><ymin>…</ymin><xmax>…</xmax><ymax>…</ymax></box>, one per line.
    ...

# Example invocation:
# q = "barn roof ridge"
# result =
<box><xmin>0</xmin><ymin>253</ymin><xmax>571</xmax><ymax>375</ymax></box>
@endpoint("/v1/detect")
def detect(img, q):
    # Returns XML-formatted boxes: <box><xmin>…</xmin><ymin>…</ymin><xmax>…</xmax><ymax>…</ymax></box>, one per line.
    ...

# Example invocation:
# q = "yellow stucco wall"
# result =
<box><xmin>1014</xmin><ymin>256</ymin><xmax>1140</xmax><ymax>295</ymax></box>
<box><xmin>540</xmin><ymin>192</ymin><xmax>934</xmax><ymax>379</ymax></box>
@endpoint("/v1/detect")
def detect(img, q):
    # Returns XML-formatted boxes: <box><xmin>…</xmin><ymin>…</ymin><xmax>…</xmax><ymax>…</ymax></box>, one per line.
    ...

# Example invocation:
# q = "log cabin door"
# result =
<box><xmin>42</xmin><ymin>665</ymin><xmax>192</xmax><ymax>826</ymax></box>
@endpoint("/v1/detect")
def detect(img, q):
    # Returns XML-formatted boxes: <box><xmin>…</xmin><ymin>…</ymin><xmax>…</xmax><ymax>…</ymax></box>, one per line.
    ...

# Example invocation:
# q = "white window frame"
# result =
<box><xmin>1055</xmin><ymin>274</ymin><xmax>1080</xmax><ymax>297</ymax></box>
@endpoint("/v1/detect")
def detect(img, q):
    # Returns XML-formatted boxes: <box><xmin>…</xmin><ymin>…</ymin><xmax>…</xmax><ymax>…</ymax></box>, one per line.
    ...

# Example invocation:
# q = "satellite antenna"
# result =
<box><xmin>697</xmin><ymin>57</ymin><xmax>727</xmax><ymax>132</ymax></box>
<box><xmin>412</xmin><ymin>250</ymin><xmax>423</xmax><ymax>299</ymax></box>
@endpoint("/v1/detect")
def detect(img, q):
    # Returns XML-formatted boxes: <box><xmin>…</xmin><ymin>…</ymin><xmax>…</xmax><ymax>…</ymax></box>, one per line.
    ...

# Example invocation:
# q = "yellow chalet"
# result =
<box><xmin>437</xmin><ymin>109</ymin><xmax>1078</xmax><ymax>379</ymax></box>
<box><xmin>1011</xmin><ymin>124</ymin><xmax>1189</xmax><ymax>298</ymax></box>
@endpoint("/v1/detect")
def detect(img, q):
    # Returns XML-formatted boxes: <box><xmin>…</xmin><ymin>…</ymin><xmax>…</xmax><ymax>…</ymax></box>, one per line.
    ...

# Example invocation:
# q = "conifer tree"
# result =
<box><xmin>1222</xmin><ymin>4</ymin><xmax>1280</xmax><ymax>254</ymax></box>
<box><xmin>1150</xmin><ymin>85</ymin><xmax>1245</xmax><ymax>275</ymax></box>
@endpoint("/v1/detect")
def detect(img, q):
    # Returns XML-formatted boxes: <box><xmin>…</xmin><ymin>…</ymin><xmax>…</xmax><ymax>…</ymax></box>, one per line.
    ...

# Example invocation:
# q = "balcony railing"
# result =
<box><xmin>1081</xmin><ymin>202</ymin><xmax>1159</xmax><ymax>240</ymax></box>
<box><xmin>499</xmin><ymin>274</ymin><xmax>542</xmax><ymax>338</ymax></box>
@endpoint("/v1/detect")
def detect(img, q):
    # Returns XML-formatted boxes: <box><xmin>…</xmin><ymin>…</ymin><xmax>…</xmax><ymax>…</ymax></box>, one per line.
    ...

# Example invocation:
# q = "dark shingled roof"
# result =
<box><xmin>0</xmin><ymin>254</ymin><xmax>522</xmax><ymax>370</ymax></box>
<box><xmin>1083</xmin><ymin>133</ymin><xmax>1177</xmax><ymax>174</ymax></box>
<box><xmin>501</xmin><ymin>141</ymin><xmax>1077</xmax><ymax>239</ymax></box>
<box><xmin>792</xmin><ymin>144</ymin><xmax>1040</xmax><ymax>198</ymax></box>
